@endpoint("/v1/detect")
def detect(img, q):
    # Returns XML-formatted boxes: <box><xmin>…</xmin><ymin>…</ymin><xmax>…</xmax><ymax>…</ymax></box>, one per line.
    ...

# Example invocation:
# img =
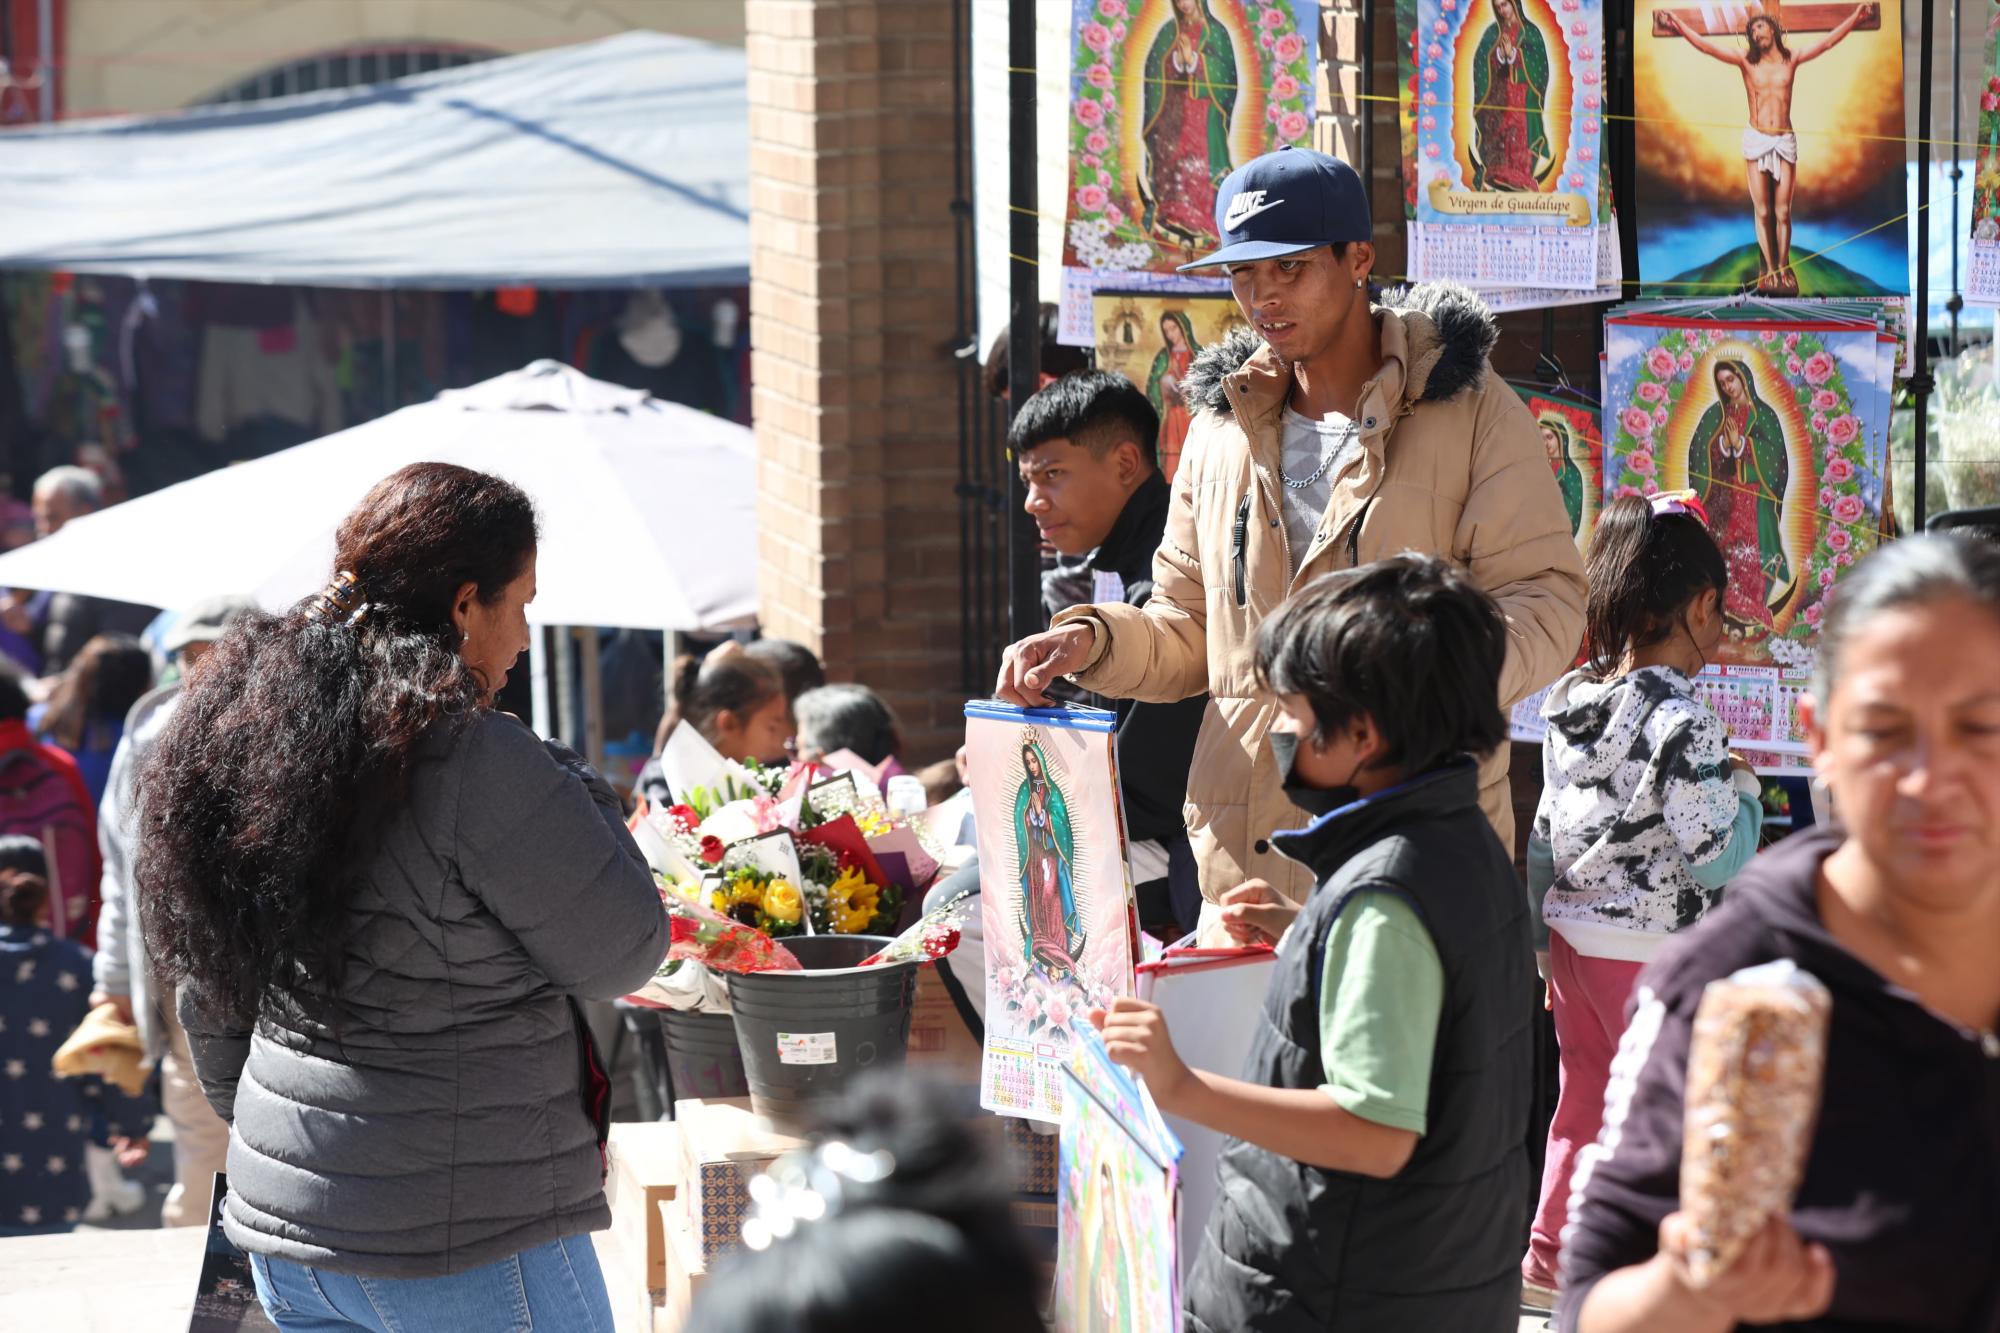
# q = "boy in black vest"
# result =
<box><xmin>1094</xmin><ymin>554</ymin><xmax>1534</xmax><ymax>1332</ymax></box>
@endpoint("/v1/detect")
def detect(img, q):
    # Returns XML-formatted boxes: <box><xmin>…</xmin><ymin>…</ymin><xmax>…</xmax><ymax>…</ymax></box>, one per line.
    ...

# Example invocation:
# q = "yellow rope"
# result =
<box><xmin>1005</xmin><ymin>69</ymin><xmax>1999</xmax><ymax>155</ymax></box>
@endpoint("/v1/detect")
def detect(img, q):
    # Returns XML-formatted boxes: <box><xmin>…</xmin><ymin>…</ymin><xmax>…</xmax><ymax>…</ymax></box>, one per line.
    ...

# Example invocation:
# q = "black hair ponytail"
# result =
<box><xmin>1583</xmin><ymin>494</ymin><xmax>1729</xmax><ymax>677</ymax></box>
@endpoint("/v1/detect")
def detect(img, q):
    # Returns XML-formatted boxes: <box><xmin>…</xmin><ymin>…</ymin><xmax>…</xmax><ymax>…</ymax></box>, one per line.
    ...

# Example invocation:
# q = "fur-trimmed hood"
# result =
<box><xmin>1183</xmin><ymin>281</ymin><xmax>1500</xmax><ymax>419</ymax></box>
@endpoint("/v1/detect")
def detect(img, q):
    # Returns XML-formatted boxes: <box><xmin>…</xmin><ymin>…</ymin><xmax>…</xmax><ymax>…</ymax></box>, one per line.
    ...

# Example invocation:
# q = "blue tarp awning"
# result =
<box><xmin>0</xmin><ymin>32</ymin><xmax>747</xmax><ymax>289</ymax></box>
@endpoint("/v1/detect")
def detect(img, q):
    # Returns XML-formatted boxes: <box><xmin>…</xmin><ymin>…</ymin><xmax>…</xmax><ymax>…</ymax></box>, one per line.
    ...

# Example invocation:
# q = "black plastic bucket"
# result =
<box><xmin>660</xmin><ymin>1008</ymin><xmax>751</xmax><ymax>1103</ymax></box>
<box><xmin>726</xmin><ymin>935</ymin><xmax>920</xmax><ymax>1129</ymax></box>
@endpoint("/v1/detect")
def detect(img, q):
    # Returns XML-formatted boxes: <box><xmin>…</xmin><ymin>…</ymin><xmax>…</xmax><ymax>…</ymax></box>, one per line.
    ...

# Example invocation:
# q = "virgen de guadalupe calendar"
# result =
<box><xmin>965</xmin><ymin>702</ymin><xmax>1139</xmax><ymax>1123</ymax></box>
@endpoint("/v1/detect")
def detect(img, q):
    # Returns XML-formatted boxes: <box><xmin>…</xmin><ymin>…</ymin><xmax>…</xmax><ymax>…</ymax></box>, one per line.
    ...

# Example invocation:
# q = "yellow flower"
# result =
<box><xmin>829</xmin><ymin>866</ymin><xmax>880</xmax><ymax>933</ymax></box>
<box><xmin>665</xmin><ymin>878</ymin><xmax>702</xmax><ymax>902</ymax></box>
<box><xmin>763</xmin><ymin>881</ymin><xmax>804</xmax><ymax>926</ymax></box>
<box><xmin>730</xmin><ymin>877</ymin><xmax>765</xmax><ymax>906</ymax></box>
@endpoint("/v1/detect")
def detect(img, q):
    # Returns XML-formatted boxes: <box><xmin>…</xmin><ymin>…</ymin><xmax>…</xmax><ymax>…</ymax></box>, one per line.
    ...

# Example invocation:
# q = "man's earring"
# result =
<box><xmin>1355</xmin><ymin>278</ymin><xmax>1365</xmax><ymax>290</ymax></box>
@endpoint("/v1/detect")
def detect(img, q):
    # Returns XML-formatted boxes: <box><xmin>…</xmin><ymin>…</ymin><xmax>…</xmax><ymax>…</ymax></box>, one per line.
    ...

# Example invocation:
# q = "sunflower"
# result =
<box><xmin>828</xmin><ymin>865</ymin><xmax>881</xmax><ymax>933</ymax></box>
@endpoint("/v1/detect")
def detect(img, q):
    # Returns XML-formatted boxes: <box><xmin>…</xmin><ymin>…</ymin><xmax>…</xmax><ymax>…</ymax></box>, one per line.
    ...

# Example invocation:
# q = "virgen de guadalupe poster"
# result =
<box><xmin>1968</xmin><ymin>16</ymin><xmax>2000</xmax><ymax>305</ymax></box>
<box><xmin>966</xmin><ymin>702</ymin><xmax>1138</xmax><ymax>1123</ymax></box>
<box><xmin>1093</xmin><ymin>290</ymin><xmax>1245</xmax><ymax>483</ymax></box>
<box><xmin>1404</xmin><ymin>0</ymin><xmax>1608</xmax><ymax>289</ymax></box>
<box><xmin>1600</xmin><ymin>306</ymin><xmax>1892</xmax><ymax>761</ymax></box>
<box><xmin>1057</xmin><ymin>0</ymin><xmax>1319</xmax><ymax>341</ymax></box>
<box><xmin>1506</xmin><ymin>387</ymin><xmax>1600</xmax><ymax>742</ymax></box>
<box><xmin>1524</xmin><ymin>389</ymin><xmax>1603</xmax><ymax>552</ymax></box>
<box><xmin>1633</xmin><ymin>0</ymin><xmax>1905</xmax><ymax>297</ymax></box>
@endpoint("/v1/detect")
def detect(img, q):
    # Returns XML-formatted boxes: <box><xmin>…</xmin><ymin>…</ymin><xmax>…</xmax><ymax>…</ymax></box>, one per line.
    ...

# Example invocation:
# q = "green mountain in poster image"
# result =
<box><xmin>1656</xmin><ymin>243</ymin><xmax>1890</xmax><ymax>298</ymax></box>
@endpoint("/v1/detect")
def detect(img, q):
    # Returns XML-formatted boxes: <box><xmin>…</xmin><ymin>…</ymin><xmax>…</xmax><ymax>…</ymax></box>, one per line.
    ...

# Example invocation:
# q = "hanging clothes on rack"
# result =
<box><xmin>587</xmin><ymin>290</ymin><xmax>726</xmax><ymax>416</ymax></box>
<box><xmin>193</xmin><ymin>286</ymin><xmax>342</xmax><ymax>450</ymax></box>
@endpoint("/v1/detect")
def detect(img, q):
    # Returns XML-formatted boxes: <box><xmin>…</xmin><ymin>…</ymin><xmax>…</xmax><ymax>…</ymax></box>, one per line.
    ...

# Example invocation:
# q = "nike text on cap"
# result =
<box><xmin>1179</xmin><ymin>147</ymin><xmax>1372</xmax><ymax>271</ymax></box>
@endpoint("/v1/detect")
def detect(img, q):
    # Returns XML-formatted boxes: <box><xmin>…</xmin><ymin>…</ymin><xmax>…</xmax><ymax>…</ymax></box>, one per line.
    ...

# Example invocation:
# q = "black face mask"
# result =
<box><xmin>1269</xmin><ymin>730</ymin><xmax>1361</xmax><ymax>818</ymax></box>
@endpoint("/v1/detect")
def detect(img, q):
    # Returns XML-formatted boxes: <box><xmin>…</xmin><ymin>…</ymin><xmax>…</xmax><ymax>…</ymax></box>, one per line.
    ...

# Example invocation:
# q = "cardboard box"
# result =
<box><xmin>605</xmin><ymin>1122</ymin><xmax>682</xmax><ymax>1290</ymax></box>
<box><xmin>659</xmin><ymin>1200</ymin><xmax>706</xmax><ymax>1331</ymax></box>
<box><xmin>673</xmin><ymin>1097</ymin><xmax>807</xmax><ymax>1267</ymax></box>
<box><xmin>905</xmin><ymin>960</ymin><xmax>982</xmax><ymax>1082</ymax></box>
<box><xmin>1011</xmin><ymin>1190</ymin><xmax>1059</xmax><ymax>1269</ymax></box>
<box><xmin>664</xmin><ymin>1095</ymin><xmax>1058</xmax><ymax>1272</ymax></box>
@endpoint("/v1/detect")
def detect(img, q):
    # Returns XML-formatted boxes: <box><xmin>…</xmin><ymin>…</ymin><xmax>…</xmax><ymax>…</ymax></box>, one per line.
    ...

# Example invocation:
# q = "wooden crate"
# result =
<box><xmin>605</xmin><ymin>1122</ymin><xmax>682</xmax><ymax>1290</ymax></box>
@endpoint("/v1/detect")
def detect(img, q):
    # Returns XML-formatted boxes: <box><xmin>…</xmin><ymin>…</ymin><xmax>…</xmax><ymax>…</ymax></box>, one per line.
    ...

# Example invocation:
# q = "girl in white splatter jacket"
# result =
<box><xmin>1520</xmin><ymin>492</ymin><xmax>1764</xmax><ymax>1300</ymax></box>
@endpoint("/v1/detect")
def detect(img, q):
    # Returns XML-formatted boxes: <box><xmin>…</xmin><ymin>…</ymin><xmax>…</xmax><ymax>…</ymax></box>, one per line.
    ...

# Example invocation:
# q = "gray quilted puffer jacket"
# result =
<box><xmin>178</xmin><ymin>710</ymin><xmax>667</xmax><ymax>1277</ymax></box>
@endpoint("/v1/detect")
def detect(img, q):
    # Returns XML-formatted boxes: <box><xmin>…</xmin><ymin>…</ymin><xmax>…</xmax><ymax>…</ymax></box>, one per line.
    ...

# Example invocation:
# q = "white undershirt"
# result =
<box><xmin>1279</xmin><ymin>406</ymin><xmax>1360</xmax><ymax>571</ymax></box>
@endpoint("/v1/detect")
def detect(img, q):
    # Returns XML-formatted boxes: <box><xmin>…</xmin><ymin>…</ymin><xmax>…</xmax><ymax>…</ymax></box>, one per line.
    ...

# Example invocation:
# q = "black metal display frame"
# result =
<box><xmin>971</xmin><ymin>0</ymin><xmax>1953</xmax><ymax>647</ymax></box>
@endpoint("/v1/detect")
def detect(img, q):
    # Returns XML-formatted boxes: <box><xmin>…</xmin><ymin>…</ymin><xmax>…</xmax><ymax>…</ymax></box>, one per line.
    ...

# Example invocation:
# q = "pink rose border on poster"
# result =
<box><xmin>1062</xmin><ymin>0</ymin><xmax>1317</xmax><ymax>277</ymax></box>
<box><xmin>1604</xmin><ymin>323</ymin><xmax>1882</xmax><ymax>656</ymax></box>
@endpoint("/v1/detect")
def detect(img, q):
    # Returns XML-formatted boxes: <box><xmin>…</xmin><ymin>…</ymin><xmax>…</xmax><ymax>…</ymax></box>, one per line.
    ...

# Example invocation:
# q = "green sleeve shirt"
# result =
<box><xmin>1317</xmin><ymin>889</ymin><xmax>1445</xmax><ymax>1136</ymax></box>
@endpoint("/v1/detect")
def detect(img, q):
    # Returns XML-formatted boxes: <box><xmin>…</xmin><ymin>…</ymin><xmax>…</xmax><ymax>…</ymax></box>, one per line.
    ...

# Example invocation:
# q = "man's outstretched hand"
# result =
<box><xmin>995</xmin><ymin>623</ymin><xmax>1095</xmax><ymax>707</ymax></box>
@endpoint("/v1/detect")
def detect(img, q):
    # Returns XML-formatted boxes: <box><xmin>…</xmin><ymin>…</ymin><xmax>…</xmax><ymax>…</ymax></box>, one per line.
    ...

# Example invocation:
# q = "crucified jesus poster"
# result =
<box><xmin>1635</xmin><ymin>0</ymin><xmax>1905</xmax><ymax>298</ymax></box>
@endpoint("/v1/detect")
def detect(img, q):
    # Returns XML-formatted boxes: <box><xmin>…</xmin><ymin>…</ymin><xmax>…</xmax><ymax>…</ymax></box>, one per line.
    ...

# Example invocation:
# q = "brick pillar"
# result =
<box><xmin>747</xmin><ymin>0</ymin><xmax>966</xmax><ymax>762</ymax></box>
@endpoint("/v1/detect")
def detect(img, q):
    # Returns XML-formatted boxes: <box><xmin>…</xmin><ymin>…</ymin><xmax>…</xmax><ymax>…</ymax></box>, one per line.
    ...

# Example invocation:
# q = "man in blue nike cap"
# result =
<box><xmin>999</xmin><ymin>145</ymin><xmax>1585</xmax><ymax>924</ymax></box>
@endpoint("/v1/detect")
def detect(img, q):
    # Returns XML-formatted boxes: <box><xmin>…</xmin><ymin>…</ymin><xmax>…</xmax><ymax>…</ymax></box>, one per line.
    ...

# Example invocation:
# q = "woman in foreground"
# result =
<box><xmin>1560</xmin><ymin>532</ymin><xmax>2000</xmax><ymax>1332</ymax></box>
<box><xmin>139</xmin><ymin>462</ymin><xmax>667</xmax><ymax>1332</ymax></box>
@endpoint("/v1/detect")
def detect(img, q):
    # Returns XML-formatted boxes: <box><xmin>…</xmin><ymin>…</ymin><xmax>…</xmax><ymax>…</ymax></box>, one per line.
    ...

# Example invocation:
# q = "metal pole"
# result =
<box><xmin>1611</xmin><ymin>0</ymin><xmax>1639</xmax><ymax>291</ymax></box>
<box><xmin>554</xmin><ymin>622</ymin><xmax>578</xmax><ymax>747</ymax></box>
<box><xmin>381</xmin><ymin>290</ymin><xmax>398</xmax><ymax>415</ymax></box>
<box><xmin>1914</xmin><ymin>0</ymin><xmax>1937</xmax><ymax>530</ymax></box>
<box><xmin>952</xmin><ymin>0</ymin><xmax>977</xmax><ymax>689</ymax></box>
<box><xmin>1005</xmin><ymin>0</ymin><xmax>1042</xmax><ymax>643</ymax></box>
<box><xmin>662</xmin><ymin>630</ymin><xmax>681</xmax><ymax>727</ymax></box>
<box><xmin>1947</xmin><ymin>0</ymin><xmax>1963</xmax><ymax>355</ymax></box>
<box><xmin>578</xmin><ymin>627</ymin><xmax>606</xmax><ymax>776</ymax></box>
<box><xmin>1357</xmin><ymin>2</ymin><xmax>1375</xmax><ymax>187</ymax></box>
<box><xmin>529</xmin><ymin>626</ymin><xmax>552</xmax><ymax>738</ymax></box>
<box><xmin>36</xmin><ymin>0</ymin><xmax>52</xmax><ymax>122</ymax></box>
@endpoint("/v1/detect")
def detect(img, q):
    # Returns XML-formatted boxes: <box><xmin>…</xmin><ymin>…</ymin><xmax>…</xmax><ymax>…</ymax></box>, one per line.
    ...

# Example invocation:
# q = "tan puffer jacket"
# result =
<box><xmin>1053</xmin><ymin>282</ymin><xmax>1585</xmax><ymax>911</ymax></box>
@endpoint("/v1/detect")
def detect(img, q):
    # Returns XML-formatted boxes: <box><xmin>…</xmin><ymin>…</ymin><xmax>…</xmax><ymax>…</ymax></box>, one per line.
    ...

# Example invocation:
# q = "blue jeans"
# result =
<box><xmin>248</xmin><ymin>1236</ymin><xmax>612</xmax><ymax>1333</ymax></box>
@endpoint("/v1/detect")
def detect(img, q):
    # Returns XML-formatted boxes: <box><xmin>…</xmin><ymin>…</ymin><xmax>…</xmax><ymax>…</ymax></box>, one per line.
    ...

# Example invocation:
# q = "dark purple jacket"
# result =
<box><xmin>1558</xmin><ymin>828</ymin><xmax>2000</xmax><ymax>1333</ymax></box>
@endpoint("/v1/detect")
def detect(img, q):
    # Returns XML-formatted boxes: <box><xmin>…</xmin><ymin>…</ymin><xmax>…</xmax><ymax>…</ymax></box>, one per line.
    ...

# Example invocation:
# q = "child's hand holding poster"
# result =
<box><xmin>965</xmin><ymin>701</ymin><xmax>1137</xmax><ymax>1122</ymax></box>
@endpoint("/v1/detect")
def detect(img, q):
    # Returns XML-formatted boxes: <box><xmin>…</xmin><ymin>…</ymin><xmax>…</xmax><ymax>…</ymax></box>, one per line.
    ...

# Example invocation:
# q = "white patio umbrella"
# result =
<box><xmin>0</xmin><ymin>360</ymin><xmax>757</xmax><ymax>632</ymax></box>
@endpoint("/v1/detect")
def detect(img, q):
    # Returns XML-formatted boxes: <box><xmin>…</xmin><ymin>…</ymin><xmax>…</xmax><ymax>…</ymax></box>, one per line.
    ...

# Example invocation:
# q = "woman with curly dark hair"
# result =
<box><xmin>138</xmin><ymin>462</ymin><xmax>667</xmax><ymax>1331</ymax></box>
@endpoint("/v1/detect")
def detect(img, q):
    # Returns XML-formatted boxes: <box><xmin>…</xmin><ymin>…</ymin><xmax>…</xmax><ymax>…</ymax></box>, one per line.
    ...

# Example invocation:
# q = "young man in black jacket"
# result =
<box><xmin>1010</xmin><ymin>370</ymin><xmax>1207</xmax><ymax>928</ymax></box>
<box><xmin>927</xmin><ymin>372</ymin><xmax>1205</xmax><ymax>1038</ymax></box>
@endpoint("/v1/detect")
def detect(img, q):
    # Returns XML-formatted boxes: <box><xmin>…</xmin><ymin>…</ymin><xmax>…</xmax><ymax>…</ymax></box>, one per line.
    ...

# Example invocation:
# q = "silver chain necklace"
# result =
<box><xmin>1281</xmin><ymin>420</ymin><xmax>1357</xmax><ymax>490</ymax></box>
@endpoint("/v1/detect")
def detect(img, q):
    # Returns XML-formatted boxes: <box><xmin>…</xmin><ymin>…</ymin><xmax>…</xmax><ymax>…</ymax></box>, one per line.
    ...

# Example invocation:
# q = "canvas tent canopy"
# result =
<box><xmin>0</xmin><ymin>31</ymin><xmax>747</xmax><ymax>289</ymax></box>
